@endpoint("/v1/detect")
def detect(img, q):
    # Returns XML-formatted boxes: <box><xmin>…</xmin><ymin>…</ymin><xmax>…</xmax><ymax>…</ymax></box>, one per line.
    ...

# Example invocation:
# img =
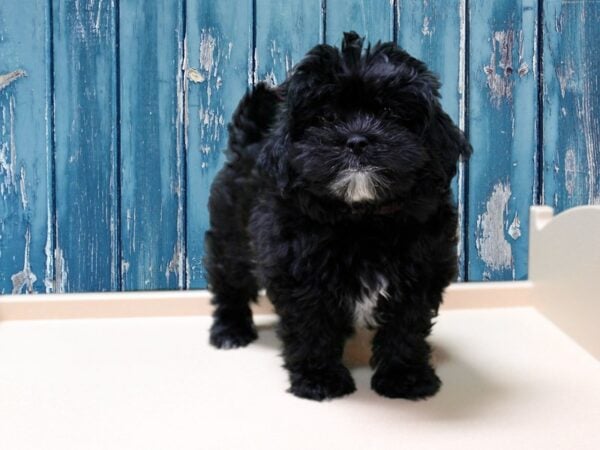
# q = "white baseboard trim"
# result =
<box><xmin>0</xmin><ymin>281</ymin><xmax>534</xmax><ymax>321</ymax></box>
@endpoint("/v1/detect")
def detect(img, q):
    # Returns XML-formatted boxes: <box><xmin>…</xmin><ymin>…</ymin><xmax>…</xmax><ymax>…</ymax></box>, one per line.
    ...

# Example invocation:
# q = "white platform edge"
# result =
<box><xmin>0</xmin><ymin>281</ymin><xmax>533</xmax><ymax>321</ymax></box>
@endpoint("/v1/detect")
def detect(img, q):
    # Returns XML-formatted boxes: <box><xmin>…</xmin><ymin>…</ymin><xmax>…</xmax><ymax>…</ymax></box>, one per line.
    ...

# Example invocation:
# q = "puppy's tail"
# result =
<box><xmin>227</xmin><ymin>82</ymin><xmax>280</xmax><ymax>162</ymax></box>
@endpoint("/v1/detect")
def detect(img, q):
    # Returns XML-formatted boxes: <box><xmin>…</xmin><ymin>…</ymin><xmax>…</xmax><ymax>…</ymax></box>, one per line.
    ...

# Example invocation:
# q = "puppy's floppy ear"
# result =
<box><xmin>427</xmin><ymin>101</ymin><xmax>472</xmax><ymax>181</ymax></box>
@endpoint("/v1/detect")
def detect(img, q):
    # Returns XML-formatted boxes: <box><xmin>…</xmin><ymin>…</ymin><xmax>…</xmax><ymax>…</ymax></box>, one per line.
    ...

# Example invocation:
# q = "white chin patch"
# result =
<box><xmin>330</xmin><ymin>169</ymin><xmax>378</xmax><ymax>203</ymax></box>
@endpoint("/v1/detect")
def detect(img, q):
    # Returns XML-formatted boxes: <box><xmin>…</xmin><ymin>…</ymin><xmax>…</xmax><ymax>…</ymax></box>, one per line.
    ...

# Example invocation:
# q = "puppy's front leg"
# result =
<box><xmin>370</xmin><ymin>299</ymin><xmax>441</xmax><ymax>400</ymax></box>
<box><xmin>275</xmin><ymin>296</ymin><xmax>355</xmax><ymax>401</ymax></box>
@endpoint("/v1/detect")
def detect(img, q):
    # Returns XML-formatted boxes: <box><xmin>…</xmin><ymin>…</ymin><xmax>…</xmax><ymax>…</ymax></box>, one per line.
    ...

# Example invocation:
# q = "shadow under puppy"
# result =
<box><xmin>205</xmin><ymin>32</ymin><xmax>472</xmax><ymax>401</ymax></box>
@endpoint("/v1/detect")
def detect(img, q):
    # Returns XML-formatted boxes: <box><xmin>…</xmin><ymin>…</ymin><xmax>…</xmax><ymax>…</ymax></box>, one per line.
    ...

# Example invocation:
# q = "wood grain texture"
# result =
<box><xmin>325</xmin><ymin>0</ymin><xmax>394</xmax><ymax>45</ymax></box>
<box><xmin>467</xmin><ymin>0</ymin><xmax>538</xmax><ymax>281</ymax></box>
<box><xmin>0</xmin><ymin>0</ymin><xmax>53</xmax><ymax>293</ymax></box>
<box><xmin>255</xmin><ymin>0</ymin><xmax>323</xmax><ymax>85</ymax></box>
<box><xmin>543</xmin><ymin>0</ymin><xmax>600</xmax><ymax>210</ymax></box>
<box><xmin>53</xmin><ymin>0</ymin><xmax>119</xmax><ymax>292</ymax></box>
<box><xmin>119</xmin><ymin>0</ymin><xmax>185</xmax><ymax>290</ymax></box>
<box><xmin>397</xmin><ymin>0</ymin><xmax>465</xmax><ymax>279</ymax></box>
<box><xmin>186</xmin><ymin>0</ymin><xmax>253</xmax><ymax>288</ymax></box>
<box><xmin>3</xmin><ymin>0</ymin><xmax>600</xmax><ymax>292</ymax></box>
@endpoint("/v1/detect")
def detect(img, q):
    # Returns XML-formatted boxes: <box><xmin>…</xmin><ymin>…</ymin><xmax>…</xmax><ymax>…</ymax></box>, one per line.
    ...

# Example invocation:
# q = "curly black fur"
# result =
<box><xmin>205</xmin><ymin>32</ymin><xmax>472</xmax><ymax>401</ymax></box>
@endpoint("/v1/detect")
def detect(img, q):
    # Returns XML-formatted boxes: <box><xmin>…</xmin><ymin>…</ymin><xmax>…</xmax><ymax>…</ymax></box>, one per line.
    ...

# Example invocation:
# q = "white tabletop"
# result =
<box><xmin>0</xmin><ymin>307</ymin><xmax>598</xmax><ymax>450</ymax></box>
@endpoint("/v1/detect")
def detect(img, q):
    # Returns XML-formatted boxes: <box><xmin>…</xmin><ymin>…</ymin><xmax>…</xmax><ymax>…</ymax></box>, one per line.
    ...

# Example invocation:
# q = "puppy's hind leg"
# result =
<box><xmin>205</xmin><ymin>164</ymin><xmax>260</xmax><ymax>349</ymax></box>
<box><xmin>205</xmin><ymin>226</ymin><xmax>259</xmax><ymax>349</ymax></box>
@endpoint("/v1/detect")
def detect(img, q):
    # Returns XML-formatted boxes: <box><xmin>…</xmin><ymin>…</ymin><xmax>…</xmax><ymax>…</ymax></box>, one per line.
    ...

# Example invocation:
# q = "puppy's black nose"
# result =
<box><xmin>346</xmin><ymin>135</ymin><xmax>369</xmax><ymax>154</ymax></box>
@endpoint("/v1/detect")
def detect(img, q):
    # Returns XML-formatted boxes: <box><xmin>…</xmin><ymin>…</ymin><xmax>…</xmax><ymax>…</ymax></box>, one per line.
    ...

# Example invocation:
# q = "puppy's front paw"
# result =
<box><xmin>288</xmin><ymin>365</ymin><xmax>356</xmax><ymax>401</ymax></box>
<box><xmin>209</xmin><ymin>318</ymin><xmax>258</xmax><ymax>349</ymax></box>
<box><xmin>371</xmin><ymin>364</ymin><xmax>441</xmax><ymax>400</ymax></box>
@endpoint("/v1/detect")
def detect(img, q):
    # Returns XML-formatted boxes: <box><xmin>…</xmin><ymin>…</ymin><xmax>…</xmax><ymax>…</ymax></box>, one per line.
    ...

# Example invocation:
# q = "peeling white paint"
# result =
<box><xmin>206</xmin><ymin>84</ymin><xmax>212</xmax><ymax>106</ymax></box>
<box><xmin>126</xmin><ymin>208</ymin><xmax>137</xmax><ymax>251</ymax></box>
<box><xmin>422</xmin><ymin>16</ymin><xmax>433</xmax><ymax>37</ymax></box>
<box><xmin>508</xmin><ymin>212</ymin><xmax>521</xmax><ymax>240</ymax></box>
<box><xmin>94</xmin><ymin>0</ymin><xmax>104</xmax><ymax>34</ymax></box>
<box><xmin>179</xmin><ymin>32</ymin><xmax>189</xmax><ymax>159</ymax></box>
<box><xmin>516</xmin><ymin>30</ymin><xmax>530</xmax><ymax>79</ymax></box>
<box><xmin>11</xmin><ymin>228</ymin><xmax>37</xmax><ymax>294</ymax></box>
<box><xmin>199</xmin><ymin>30</ymin><xmax>216</xmax><ymax>74</ymax></box>
<box><xmin>44</xmin><ymin>210</ymin><xmax>54</xmax><ymax>293</ymax></box>
<box><xmin>186</xmin><ymin>68</ymin><xmax>205</xmax><ymax>83</ymax></box>
<box><xmin>19</xmin><ymin>166</ymin><xmax>28</xmax><ymax>209</ymax></box>
<box><xmin>556</xmin><ymin>64</ymin><xmax>575</xmax><ymax>98</ymax></box>
<box><xmin>198</xmin><ymin>106</ymin><xmax>224</xmax><ymax>142</ymax></box>
<box><xmin>185</xmin><ymin>257</ymin><xmax>191</xmax><ymax>290</ymax></box>
<box><xmin>110</xmin><ymin>211</ymin><xmax>119</xmax><ymax>289</ymax></box>
<box><xmin>476</xmin><ymin>182</ymin><xmax>513</xmax><ymax>271</ymax></box>
<box><xmin>564</xmin><ymin>148</ymin><xmax>577</xmax><ymax>196</ymax></box>
<box><xmin>518</xmin><ymin>62</ymin><xmax>529</xmax><ymax>77</ymax></box>
<box><xmin>577</xmin><ymin>68</ymin><xmax>599</xmax><ymax>205</ymax></box>
<box><xmin>54</xmin><ymin>246</ymin><xmax>68</xmax><ymax>293</ymax></box>
<box><xmin>0</xmin><ymin>95</ymin><xmax>18</xmax><ymax>196</ymax></box>
<box><xmin>74</xmin><ymin>0</ymin><xmax>107</xmax><ymax>39</ymax></box>
<box><xmin>165</xmin><ymin>243</ymin><xmax>182</xmax><ymax>284</ymax></box>
<box><xmin>249</xmin><ymin>48</ymin><xmax>257</xmax><ymax>86</ymax></box>
<box><xmin>0</xmin><ymin>69</ymin><xmax>26</xmax><ymax>91</ymax></box>
<box><xmin>270</xmin><ymin>39</ymin><xmax>278</xmax><ymax>60</ymax></box>
<box><xmin>125</xmin><ymin>208</ymin><xmax>133</xmax><ymax>231</ymax></box>
<box><xmin>483</xmin><ymin>30</ymin><xmax>514</xmax><ymax>107</ymax></box>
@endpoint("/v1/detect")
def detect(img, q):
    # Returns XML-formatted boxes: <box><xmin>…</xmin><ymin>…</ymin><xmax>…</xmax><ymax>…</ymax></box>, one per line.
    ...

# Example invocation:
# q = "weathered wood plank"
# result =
<box><xmin>397</xmin><ymin>0</ymin><xmax>465</xmax><ymax>280</ymax></box>
<box><xmin>186</xmin><ymin>0</ymin><xmax>253</xmax><ymax>288</ymax></box>
<box><xmin>398</xmin><ymin>0</ymin><xmax>462</xmax><ymax>126</ymax></box>
<box><xmin>543</xmin><ymin>0</ymin><xmax>600</xmax><ymax>210</ymax></box>
<box><xmin>255</xmin><ymin>0</ymin><xmax>323</xmax><ymax>85</ymax></box>
<box><xmin>119</xmin><ymin>0</ymin><xmax>185</xmax><ymax>290</ymax></box>
<box><xmin>53</xmin><ymin>0</ymin><xmax>119</xmax><ymax>292</ymax></box>
<box><xmin>0</xmin><ymin>0</ymin><xmax>53</xmax><ymax>293</ymax></box>
<box><xmin>326</xmin><ymin>0</ymin><xmax>394</xmax><ymax>45</ymax></box>
<box><xmin>467</xmin><ymin>0</ymin><xmax>538</xmax><ymax>281</ymax></box>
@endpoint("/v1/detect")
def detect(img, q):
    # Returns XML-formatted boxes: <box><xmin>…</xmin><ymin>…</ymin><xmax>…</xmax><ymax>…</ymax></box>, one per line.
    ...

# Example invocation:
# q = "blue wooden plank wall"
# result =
<box><xmin>119</xmin><ymin>0</ymin><xmax>185</xmax><ymax>290</ymax></box>
<box><xmin>468</xmin><ymin>0</ymin><xmax>538</xmax><ymax>281</ymax></box>
<box><xmin>1</xmin><ymin>0</ymin><xmax>599</xmax><ymax>294</ymax></box>
<box><xmin>53</xmin><ymin>0</ymin><xmax>120</xmax><ymax>292</ymax></box>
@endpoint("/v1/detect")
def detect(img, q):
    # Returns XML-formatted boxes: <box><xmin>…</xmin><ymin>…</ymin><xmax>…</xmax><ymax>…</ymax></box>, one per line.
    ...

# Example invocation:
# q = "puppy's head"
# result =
<box><xmin>260</xmin><ymin>32</ymin><xmax>471</xmax><ymax>206</ymax></box>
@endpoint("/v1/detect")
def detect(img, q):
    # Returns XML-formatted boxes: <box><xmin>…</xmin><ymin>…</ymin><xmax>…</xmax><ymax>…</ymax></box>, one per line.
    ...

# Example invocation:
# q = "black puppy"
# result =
<box><xmin>205</xmin><ymin>32</ymin><xmax>471</xmax><ymax>401</ymax></box>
